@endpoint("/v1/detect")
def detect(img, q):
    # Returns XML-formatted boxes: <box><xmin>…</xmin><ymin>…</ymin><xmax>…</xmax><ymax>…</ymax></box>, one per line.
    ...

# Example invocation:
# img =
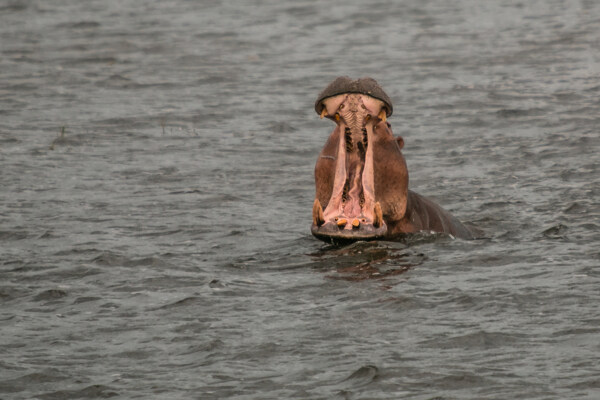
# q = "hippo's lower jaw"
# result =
<box><xmin>311</xmin><ymin>198</ymin><xmax>388</xmax><ymax>244</ymax></box>
<box><xmin>311</xmin><ymin>221</ymin><xmax>388</xmax><ymax>244</ymax></box>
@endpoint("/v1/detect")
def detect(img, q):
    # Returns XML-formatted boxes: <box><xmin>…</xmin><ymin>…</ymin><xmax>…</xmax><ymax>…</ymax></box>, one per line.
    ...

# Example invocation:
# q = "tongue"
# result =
<box><xmin>343</xmin><ymin>146</ymin><xmax>365</xmax><ymax>217</ymax></box>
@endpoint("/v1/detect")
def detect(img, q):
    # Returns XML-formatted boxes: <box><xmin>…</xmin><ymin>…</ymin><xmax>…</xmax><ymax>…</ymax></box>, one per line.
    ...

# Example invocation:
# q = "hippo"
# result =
<box><xmin>311</xmin><ymin>76</ymin><xmax>479</xmax><ymax>244</ymax></box>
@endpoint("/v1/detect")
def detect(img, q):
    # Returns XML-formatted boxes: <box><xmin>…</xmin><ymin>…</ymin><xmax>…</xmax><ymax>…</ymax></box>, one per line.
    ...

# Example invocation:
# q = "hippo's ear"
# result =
<box><xmin>396</xmin><ymin>136</ymin><xmax>404</xmax><ymax>149</ymax></box>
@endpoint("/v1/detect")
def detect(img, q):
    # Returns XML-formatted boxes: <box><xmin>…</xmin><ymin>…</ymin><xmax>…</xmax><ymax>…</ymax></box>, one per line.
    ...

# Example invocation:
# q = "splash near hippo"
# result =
<box><xmin>311</xmin><ymin>76</ymin><xmax>478</xmax><ymax>244</ymax></box>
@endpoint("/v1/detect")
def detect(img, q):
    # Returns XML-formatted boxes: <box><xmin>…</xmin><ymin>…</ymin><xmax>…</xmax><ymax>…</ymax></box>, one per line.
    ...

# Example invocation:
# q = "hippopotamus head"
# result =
<box><xmin>312</xmin><ymin>77</ymin><xmax>408</xmax><ymax>244</ymax></box>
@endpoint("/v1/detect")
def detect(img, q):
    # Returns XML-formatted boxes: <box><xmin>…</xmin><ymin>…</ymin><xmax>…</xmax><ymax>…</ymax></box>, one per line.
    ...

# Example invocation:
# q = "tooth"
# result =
<box><xmin>312</xmin><ymin>199</ymin><xmax>325</xmax><ymax>226</ymax></box>
<box><xmin>320</xmin><ymin>108</ymin><xmax>327</xmax><ymax>119</ymax></box>
<box><xmin>337</xmin><ymin>218</ymin><xmax>347</xmax><ymax>227</ymax></box>
<box><xmin>373</xmin><ymin>202</ymin><xmax>383</xmax><ymax>228</ymax></box>
<box><xmin>352</xmin><ymin>218</ymin><xmax>360</xmax><ymax>228</ymax></box>
<box><xmin>378</xmin><ymin>110</ymin><xmax>386</xmax><ymax>123</ymax></box>
<box><xmin>335</xmin><ymin>113</ymin><xmax>340</xmax><ymax>122</ymax></box>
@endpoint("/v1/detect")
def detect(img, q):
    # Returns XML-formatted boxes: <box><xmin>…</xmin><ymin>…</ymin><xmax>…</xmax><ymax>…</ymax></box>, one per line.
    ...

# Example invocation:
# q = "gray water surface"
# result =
<box><xmin>1</xmin><ymin>1</ymin><xmax>599</xmax><ymax>399</ymax></box>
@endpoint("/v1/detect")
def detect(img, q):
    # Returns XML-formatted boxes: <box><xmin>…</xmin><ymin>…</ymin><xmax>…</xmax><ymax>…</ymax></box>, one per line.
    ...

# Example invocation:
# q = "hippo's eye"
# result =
<box><xmin>339</xmin><ymin>104</ymin><xmax>344</xmax><ymax>110</ymax></box>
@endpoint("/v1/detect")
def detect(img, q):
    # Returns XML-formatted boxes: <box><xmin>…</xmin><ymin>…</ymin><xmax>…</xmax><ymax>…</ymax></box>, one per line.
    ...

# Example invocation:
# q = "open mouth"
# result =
<box><xmin>312</xmin><ymin>92</ymin><xmax>390</xmax><ymax>242</ymax></box>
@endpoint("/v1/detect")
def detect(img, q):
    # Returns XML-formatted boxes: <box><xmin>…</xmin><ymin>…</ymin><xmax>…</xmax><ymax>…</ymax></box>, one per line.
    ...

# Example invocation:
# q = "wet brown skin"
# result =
<box><xmin>312</xmin><ymin>77</ymin><xmax>478</xmax><ymax>244</ymax></box>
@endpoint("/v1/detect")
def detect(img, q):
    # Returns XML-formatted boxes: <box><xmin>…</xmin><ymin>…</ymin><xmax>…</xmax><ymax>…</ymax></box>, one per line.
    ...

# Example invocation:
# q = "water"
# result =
<box><xmin>1</xmin><ymin>1</ymin><xmax>599</xmax><ymax>399</ymax></box>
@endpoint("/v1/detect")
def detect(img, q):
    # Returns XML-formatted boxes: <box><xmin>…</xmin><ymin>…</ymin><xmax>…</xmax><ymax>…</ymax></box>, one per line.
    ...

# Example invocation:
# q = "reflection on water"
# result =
<box><xmin>311</xmin><ymin>241</ymin><xmax>423</xmax><ymax>282</ymax></box>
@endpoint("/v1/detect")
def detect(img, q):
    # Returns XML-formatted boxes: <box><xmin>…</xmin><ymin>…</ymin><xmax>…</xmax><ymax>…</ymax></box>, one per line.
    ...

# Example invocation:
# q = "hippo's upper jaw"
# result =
<box><xmin>311</xmin><ymin>77</ymin><xmax>478</xmax><ymax>244</ymax></box>
<box><xmin>312</xmin><ymin>77</ymin><xmax>405</xmax><ymax>244</ymax></box>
